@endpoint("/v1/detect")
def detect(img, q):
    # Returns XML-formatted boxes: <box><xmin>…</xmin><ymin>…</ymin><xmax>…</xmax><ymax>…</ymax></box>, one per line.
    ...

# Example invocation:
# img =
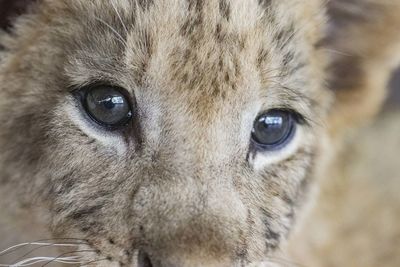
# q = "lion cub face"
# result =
<box><xmin>0</xmin><ymin>0</ymin><xmax>331</xmax><ymax>266</ymax></box>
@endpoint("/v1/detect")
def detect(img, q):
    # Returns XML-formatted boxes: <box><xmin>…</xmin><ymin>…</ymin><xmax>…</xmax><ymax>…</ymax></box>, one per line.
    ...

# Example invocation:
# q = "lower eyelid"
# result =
<box><xmin>63</xmin><ymin>97</ymin><xmax>129</xmax><ymax>154</ymax></box>
<box><xmin>249</xmin><ymin>125</ymin><xmax>303</xmax><ymax>171</ymax></box>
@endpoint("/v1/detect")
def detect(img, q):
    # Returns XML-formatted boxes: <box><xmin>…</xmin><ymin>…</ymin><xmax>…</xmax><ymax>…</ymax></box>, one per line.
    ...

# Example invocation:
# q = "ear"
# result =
<box><xmin>324</xmin><ymin>0</ymin><xmax>400</xmax><ymax>134</ymax></box>
<box><xmin>0</xmin><ymin>0</ymin><xmax>38</xmax><ymax>32</ymax></box>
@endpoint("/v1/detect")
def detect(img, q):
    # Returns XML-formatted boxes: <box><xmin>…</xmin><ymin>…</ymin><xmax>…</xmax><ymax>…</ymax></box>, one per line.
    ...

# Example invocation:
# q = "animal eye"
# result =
<box><xmin>251</xmin><ymin>110</ymin><xmax>297</xmax><ymax>150</ymax></box>
<box><xmin>78</xmin><ymin>85</ymin><xmax>133</xmax><ymax>129</ymax></box>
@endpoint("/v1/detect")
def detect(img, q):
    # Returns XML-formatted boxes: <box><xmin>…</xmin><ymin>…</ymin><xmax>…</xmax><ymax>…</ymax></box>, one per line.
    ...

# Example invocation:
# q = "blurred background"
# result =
<box><xmin>387</xmin><ymin>69</ymin><xmax>400</xmax><ymax>110</ymax></box>
<box><xmin>288</xmin><ymin>69</ymin><xmax>400</xmax><ymax>267</ymax></box>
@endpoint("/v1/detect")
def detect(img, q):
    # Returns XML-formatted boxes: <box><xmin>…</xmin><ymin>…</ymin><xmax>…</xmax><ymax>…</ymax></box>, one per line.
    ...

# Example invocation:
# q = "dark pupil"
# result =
<box><xmin>253</xmin><ymin>111</ymin><xmax>291</xmax><ymax>145</ymax></box>
<box><xmin>86</xmin><ymin>87</ymin><xmax>130</xmax><ymax>126</ymax></box>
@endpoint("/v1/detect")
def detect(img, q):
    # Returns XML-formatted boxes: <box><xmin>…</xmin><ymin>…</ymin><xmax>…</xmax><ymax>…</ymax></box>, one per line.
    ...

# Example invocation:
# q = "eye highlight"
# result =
<box><xmin>75</xmin><ymin>85</ymin><xmax>133</xmax><ymax>129</ymax></box>
<box><xmin>251</xmin><ymin>110</ymin><xmax>297</xmax><ymax>151</ymax></box>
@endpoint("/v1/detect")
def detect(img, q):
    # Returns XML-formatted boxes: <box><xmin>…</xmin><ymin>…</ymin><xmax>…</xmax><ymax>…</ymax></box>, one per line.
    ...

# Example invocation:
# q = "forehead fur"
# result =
<box><xmin>7</xmin><ymin>0</ymin><xmax>325</xmax><ymax>122</ymax></box>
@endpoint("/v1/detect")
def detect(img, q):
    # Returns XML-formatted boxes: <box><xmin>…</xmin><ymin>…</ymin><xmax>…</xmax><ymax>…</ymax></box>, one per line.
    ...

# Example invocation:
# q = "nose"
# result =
<box><xmin>137</xmin><ymin>250</ymin><xmax>233</xmax><ymax>267</ymax></box>
<box><xmin>138</xmin><ymin>251</ymin><xmax>154</xmax><ymax>267</ymax></box>
<box><xmin>131</xmin><ymin>177</ymin><xmax>248</xmax><ymax>267</ymax></box>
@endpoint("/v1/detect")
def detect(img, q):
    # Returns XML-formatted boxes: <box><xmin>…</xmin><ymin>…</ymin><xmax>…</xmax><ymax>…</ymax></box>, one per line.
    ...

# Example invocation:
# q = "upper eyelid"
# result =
<box><xmin>70</xmin><ymin>82</ymin><xmax>136</xmax><ymax>109</ymax></box>
<box><xmin>259</xmin><ymin>87</ymin><xmax>318</xmax><ymax>125</ymax></box>
<box><xmin>69</xmin><ymin>82</ymin><xmax>134</xmax><ymax>98</ymax></box>
<box><xmin>68</xmin><ymin>80</ymin><xmax>121</xmax><ymax>92</ymax></box>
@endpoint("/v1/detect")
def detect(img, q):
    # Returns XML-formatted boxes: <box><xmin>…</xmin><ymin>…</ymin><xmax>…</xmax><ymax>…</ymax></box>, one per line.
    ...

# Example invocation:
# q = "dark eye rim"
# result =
<box><xmin>72</xmin><ymin>83</ymin><xmax>134</xmax><ymax>130</ymax></box>
<box><xmin>250</xmin><ymin>109</ymin><xmax>300</xmax><ymax>151</ymax></box>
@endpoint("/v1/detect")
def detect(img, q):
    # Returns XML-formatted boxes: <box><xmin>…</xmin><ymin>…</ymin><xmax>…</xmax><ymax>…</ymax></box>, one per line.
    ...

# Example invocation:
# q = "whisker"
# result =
<box><xmin>27</xmin><ymin>257</ymin><xmax>83</xmax><ymax>266</ymax></box>
<box><xmin>264</xmin><ymin>255</ymin><xmax>307</xmax><ymax>267</ymax></box>
<box><xmin>11</xmin><ymin>241</ymin><xmax>87</xmax><ymax>263</ymax></box>
<box><xmin>95</xmin><ymin>17</ymin><xmax>128</xmax><ymax>49</ymax></box>
<box><xmin>110</xmin><ymin>1</ymin><xmax>129</xmax><ymax>36</ymax></box>
<box><xmin>323</xmin><ymin>48</ymin><xmax>353</xmax><ymax>57</ymax></box>
<box><xmin>1</xmin><ymin>256</ymin><xmax>83</xmax><ymax>267</ymax></box>
<box><xmin>0</xmin><ymin>239</ymin><xmax>88</xmax><ymax>257</ymax></box>
<box><xmin>40</xmin><ymin>250</ymin><xmax>98</xmax><ymax>267</ymax></box>
<box><xmin>78</xmin><ymin>258</ymin><xmax>109</xmax><ymax>267</ymax></box>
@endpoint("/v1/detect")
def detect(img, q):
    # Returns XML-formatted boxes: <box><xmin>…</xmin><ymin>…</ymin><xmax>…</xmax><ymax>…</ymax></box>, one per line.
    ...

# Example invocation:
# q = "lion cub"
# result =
<box><xmin>0</xmin><ymin>0</ymin><xmax>399</xmax><ymax>266</ymax></box>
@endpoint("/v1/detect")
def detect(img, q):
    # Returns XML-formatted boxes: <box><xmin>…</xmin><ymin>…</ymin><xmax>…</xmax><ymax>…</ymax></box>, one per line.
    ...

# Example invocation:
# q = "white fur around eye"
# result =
<box><xmin>63</xmin><ymin>96</ymin><xmax>128</xmax><ymax>155</ymax></box>
<box><xmin>249</xmin><ymin>126</ymin><xmax>304</xmax><ymax>171</ymax></box>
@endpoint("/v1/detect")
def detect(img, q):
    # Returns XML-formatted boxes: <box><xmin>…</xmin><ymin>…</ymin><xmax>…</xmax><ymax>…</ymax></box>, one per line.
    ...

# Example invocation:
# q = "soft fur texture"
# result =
<box><xmin>0</xmin><ymin>0</ymin><xmax>399</xmax><ymax>266</ymax></box>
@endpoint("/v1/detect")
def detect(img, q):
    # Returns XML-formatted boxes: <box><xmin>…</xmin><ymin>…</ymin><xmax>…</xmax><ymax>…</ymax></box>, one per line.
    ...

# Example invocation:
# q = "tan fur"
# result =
<box><xmin>0</xmin><ymin>0</ymin><xmax>399</xmax><ymax>266</ymax></box>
